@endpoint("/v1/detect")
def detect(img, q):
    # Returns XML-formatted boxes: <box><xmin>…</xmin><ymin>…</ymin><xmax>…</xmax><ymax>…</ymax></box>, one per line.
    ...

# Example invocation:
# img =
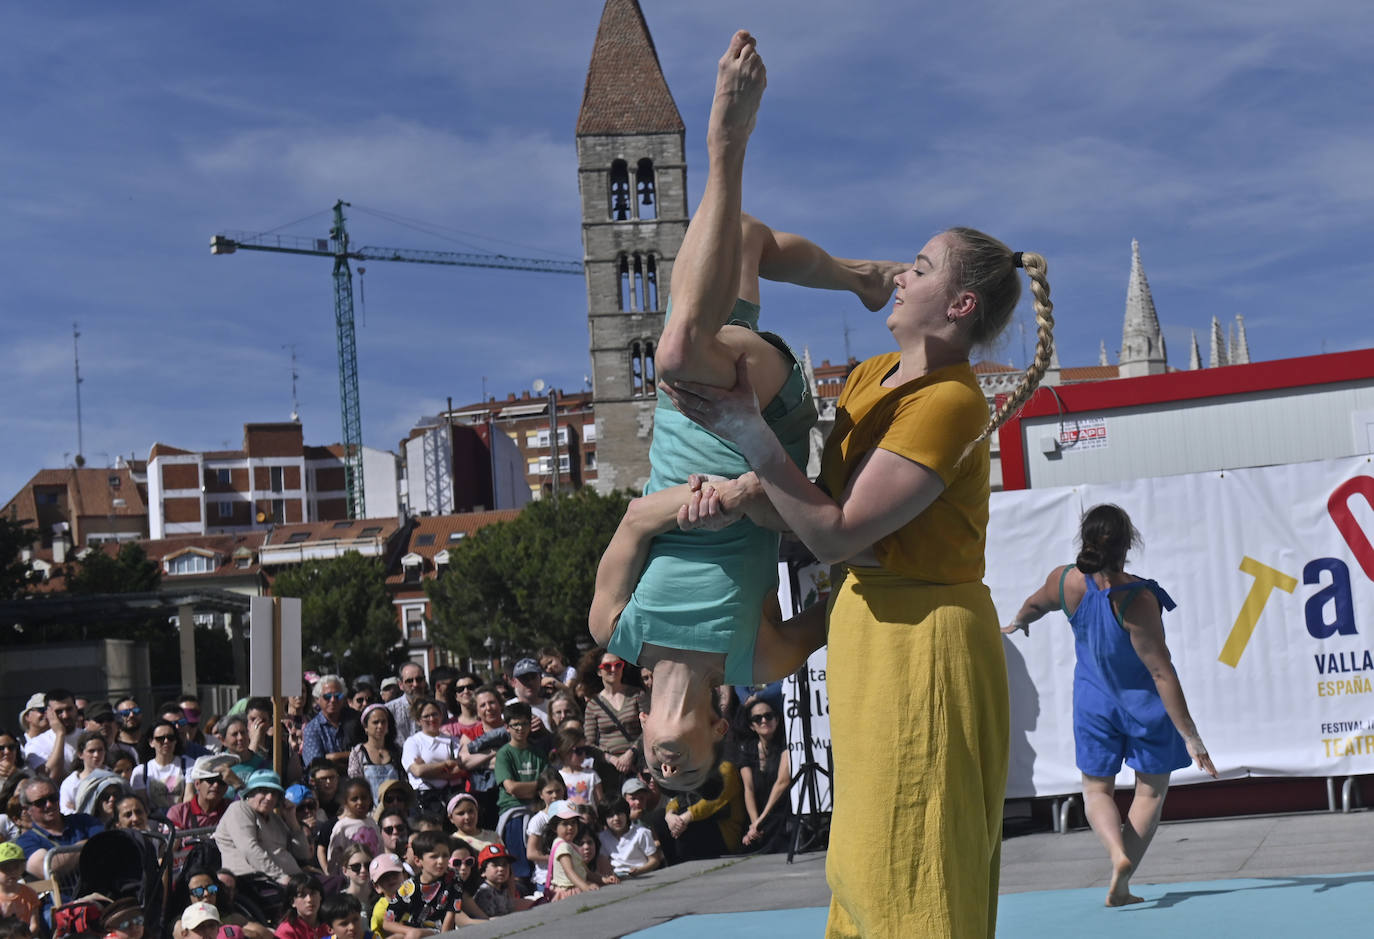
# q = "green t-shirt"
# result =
<box><xmin>493</xmin><ymin>743</ymin><xmax>546</xmax><ymax>814</ymax></box>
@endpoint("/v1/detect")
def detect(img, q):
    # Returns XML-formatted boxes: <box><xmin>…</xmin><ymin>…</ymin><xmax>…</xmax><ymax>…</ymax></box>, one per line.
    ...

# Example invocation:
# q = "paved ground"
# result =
<box><xmin>446</xmin><ymin>810</ymin><xmax>1374</xmax><ymax>938</ymax></box>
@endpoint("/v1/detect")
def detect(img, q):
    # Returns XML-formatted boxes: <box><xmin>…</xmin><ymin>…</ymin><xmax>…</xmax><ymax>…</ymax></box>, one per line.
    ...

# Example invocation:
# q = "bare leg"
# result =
<box><xmin>741</xmin><ymin>214</ymin><xmax>905</xmax><ymax>312</ymax></box>
<box><xmin>1081</xmin><ymin>773</ymin><xmax>1143</xmax><ymax>907</ymax></box>
<box><xmin>1120</xmin><ymin>772</ymin><xmax>1171</xmax><ymax>887</ymax></box>
<box><xmin>657</xmin><ymin>31</ymin><xmax>766</xmax><ymax>388</ymax></box>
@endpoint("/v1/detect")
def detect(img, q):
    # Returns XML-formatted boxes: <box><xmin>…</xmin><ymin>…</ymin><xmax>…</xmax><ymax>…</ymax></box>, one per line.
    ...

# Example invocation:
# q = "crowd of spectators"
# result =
<box><xmin>0</xmin><ymin>646</ymin><xmax>797</xmax><ymax>937</ymax></box>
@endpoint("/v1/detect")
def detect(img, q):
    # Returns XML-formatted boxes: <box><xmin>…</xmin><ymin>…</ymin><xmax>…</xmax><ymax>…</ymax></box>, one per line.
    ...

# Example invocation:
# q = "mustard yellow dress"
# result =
<box><xmin>819</xmin><ymin>354</ymin><xmax>1009</xmax><ymax>939</ymax></box>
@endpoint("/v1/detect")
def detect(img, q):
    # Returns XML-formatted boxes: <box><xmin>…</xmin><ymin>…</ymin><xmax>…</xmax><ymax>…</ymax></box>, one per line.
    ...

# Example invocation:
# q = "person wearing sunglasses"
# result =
<box><xmin>440</xmin><ymin>673</ymin><xmax>482</xmax><ymax>739</ymax></box>
<box><xmin>583</xmin><ymin>651</ymin><xmax>644</xmax><ymax>780</ymax></box>
<box><xmin>737</xmin><ymin>697</ymin><xmax>791</xmax><ymax>853</ymax></box>
<box><xmin>167</xmin><ymin>754</ymin><xmax>237</xmax><ymax>830</ymax></box>
<box><xmin>114</xmin><ymin>697</ymin><xmax>144</xmax><ymax>751</ymax></box>
<box><xmin>132</xmin><ymin>719</ymin><xmax>194</xmax><ymax>810</ymax></box>
<box><xmin>158</xmin><ymin>702</ymin><xmax>212</xmax><ymax>759</ymax></box>
<box><xmin>98</xmin><ymin>897</ymin><xmax>145</xmax><ymax>939</ymax></box>
<box><xmin>14</xmin><ymin>776</ymin><xmax>102</xmax><ymax>878</ymax></box>
<box><xmin>302</xmin><ymin>675</ymin><xmax>356</xmax><ymax>769</ymax></box>
<box><xmin>337</xmin><ymin>843</ymin><xmax>378</xmax><ymax>910</ymax></box>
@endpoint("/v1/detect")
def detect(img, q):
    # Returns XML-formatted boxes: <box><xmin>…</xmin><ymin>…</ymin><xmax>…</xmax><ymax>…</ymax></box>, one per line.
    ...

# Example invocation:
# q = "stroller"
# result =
<box><xmin>74</xmin><ymin>828</ymin><xmax>172</xmax><ymax>927</ymax></box>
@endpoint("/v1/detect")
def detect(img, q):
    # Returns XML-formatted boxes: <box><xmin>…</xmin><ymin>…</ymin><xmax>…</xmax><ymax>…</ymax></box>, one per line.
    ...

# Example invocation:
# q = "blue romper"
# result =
<box><xmin>608</xmin><ymin>298</ymin><xmax>817</xmax><ymax>685</ymax></box>
<box><xmin>1064</xmin><ymin>566</ymin><xmax>1191</xmax><ymax>777</ymax></box>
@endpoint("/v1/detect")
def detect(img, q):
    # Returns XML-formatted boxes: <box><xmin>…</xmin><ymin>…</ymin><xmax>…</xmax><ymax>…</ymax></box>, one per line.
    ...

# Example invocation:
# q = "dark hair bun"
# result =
<box><xmin>1076</xmin><ymin>547</ymin><xmax>1106</xmax><ymax>574</ymax></box>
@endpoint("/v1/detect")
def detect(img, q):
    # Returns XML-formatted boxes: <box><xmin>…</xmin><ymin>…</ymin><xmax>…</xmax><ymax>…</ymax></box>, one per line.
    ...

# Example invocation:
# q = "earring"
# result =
<box><xmin>946</xmin><ymin>312</ymin><xmax>957</xmax><ymax>323</ymax></box>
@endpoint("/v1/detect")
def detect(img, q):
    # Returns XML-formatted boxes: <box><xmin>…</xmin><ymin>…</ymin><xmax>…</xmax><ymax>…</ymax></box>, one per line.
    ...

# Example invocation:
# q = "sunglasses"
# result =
<box><xmin>453</xmin><ymin>858</ymin><xmax>475</xmax><ymax>867</ymax></box>
<box><xmin>190</xmin><ymin>884</ymin><xmax>220</xmax><ymax>898</ymax></box>
<box><xmin>598</xmin><ymin>662</ymin><xmax>624</xmax><ymax>672</ymax></box>
<box><xmin>454</xmin><ymin>684</ymin><xmax>478</xmax><ymax>693</ymax></box>
<box><xmin>346</xmin><ymin>863</ymin><xmax>367</xmax><ymax>873</ymax></box>
<box><xmin>402</xmin><ymin>677</ymin><xmax>423</xmax><ymax>685</ymax></box>
<box><xmin>153</xmin><ymin>734</ymin><xmax>177</xmax><ymax>743</ymax></box>
<box><xmin>0</xmin><ymin>743</ymin><xmax>19</xmax><ymax>753</ymax></box>
<box><xmin>113</xmin><ymin>916</ymin><xmax>145</xmax><ymax>930</ymax></box>
<box><xmin>322</xmin><ymin>692</ymin><xmax>345</xmax><ymax>702</ymax></box>
<box><xmin>750</xmin><ymin>713</ymin><xmax>777</xmax><ymax>724</ymax></box>
<box><xmin>382</xmin><ymin>824</ymin><xmax>408</xmax><ymax>834</ymax></box>
<box><xmin>117</xmin><ymin>707</ymin><xmax>141</xmax><ymax>717</ymax></box>
<box><xmin>29</xmin><ymin>794</ymin><xmax>58</xmax><ymax>808</ymax></box>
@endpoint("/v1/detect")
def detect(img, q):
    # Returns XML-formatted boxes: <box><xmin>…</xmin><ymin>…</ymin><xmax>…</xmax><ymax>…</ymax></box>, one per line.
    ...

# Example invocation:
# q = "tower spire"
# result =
<box><xmin>577</xmin><ymin>0</ymin><xmax>684</xmax><ymax>136</ymax></box>
<box><xmin>1188</xmin><ymin>329</ymin><xmax>1201</xmax><ymax>370</ymax></box>
<box><xmin>1119</xmin><ymin>239</ymin><xmax>1167</xmax><ymax>377</ymax></box>
<box><xmin>1232</xmin><ymin>314</ymin><xmax>1251</xmax><ymax>364</ymax></box>
<box><xmin>1209</xmin><ymin>315</ymin><xmax>1227</xmax><ymax>368</ymax></box>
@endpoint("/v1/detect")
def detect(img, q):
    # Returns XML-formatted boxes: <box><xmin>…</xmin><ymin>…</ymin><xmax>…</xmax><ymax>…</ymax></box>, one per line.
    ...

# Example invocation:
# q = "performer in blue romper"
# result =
<box><xmin>1004</xmin><ymin>503</ymin><xmax>1219</xmax><ymax>906</ymax></box>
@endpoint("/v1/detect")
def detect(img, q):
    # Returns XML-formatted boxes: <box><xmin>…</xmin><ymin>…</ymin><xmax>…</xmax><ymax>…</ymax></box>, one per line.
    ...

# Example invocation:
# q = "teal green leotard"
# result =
<box><xmin>607</xmin><ymin>298</ymin><xmax>818</xmax><ymax>684</ymax></box>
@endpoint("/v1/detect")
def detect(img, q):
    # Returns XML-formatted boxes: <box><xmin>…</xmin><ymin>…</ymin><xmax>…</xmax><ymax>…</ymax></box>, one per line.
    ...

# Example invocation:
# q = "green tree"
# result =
<box><xmin>0</xmin><ymin>518</ymin><xmax>40</xmax><ymax>599</ymax></box>
<box><xmin>65</xmin><ymin>542</ymin><xmax>161</xmax><ymax>594</ymax></box>
<box><xmin>425</xmin><ymin>488</ymin><xmax>632</xmax><ymax>658</ymax></box>
<box><xmin>272</xmin><ymin>551</ymin><xmax>404</xmax><ymax>682</ymax></box>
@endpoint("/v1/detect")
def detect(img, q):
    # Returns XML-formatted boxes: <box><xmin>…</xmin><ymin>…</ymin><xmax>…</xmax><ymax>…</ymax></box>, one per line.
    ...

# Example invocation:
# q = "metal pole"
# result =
<box><xmin>272</xmin><ymin>598</ymin><xmax>283</xmax><ymax>778</ymax></box>
<box><xmin>548</xmin><ymin>388</ymin><xmax>559</xmax><ymax>498</ymax></box>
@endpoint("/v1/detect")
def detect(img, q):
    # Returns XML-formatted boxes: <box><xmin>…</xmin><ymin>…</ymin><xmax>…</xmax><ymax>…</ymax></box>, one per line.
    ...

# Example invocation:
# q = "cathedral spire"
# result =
<box><xmin>1189</xmin><ymin>330</ymin><xmax>1201</xmax><ymax>370</ymax></box>
<box><xmin>576</xmin><ymin>0</ymin><xmax>684</xmax><ymax>136</ymax></box>
<box><xmin>1232</xmin><ymin>314</ymin><xmax>1251</xmax><ymax>364</ymax></box>
<box><xmin>1209</xmin><ymin>315</ymin><xmax>1227</xmax><ymax>368</ymax></box>
<box><xmin>1119</xmin><ymin>239</ymin><xmax>1167</xmax><ymax>377</ymax></box>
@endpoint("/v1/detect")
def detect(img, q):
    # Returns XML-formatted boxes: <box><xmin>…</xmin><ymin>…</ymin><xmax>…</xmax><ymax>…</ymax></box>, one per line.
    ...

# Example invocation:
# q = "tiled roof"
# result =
<box><xmin>142</xmin><ymin>532</ymin><xmax>267</xmax><ymax>577</ymax></box>
<box><xmin>262</xmin><ymin>517</ymin><xmax>402</xmax><ymax>546</ymax></box>
<box><xmin>972</xmin><ymin>360</ymin><xmax>1016</xmax><ymax>374</ymax></box>
<box><xmin>1060</xmin><ymin>365</ymin><xmax>1121</xmax><ymax>382</ymax></box>
<box><xmin>2</xmin><ymin>467</ymin><xmax>148</xmax><ymax>526</ymax></box>
<box><xmin>385</xmin><ymin>510</ymin><xmax>522</xmax><ymax>586</ymax></box>
<box><xmin>576</xmin><ymin>0</ymin><xmax>684</xmax><ymax>136</ymax></box>
<box><xmin>149</xmin><ymin>443</ymin><xmax>193</xmax><ymax>458</ymax></box>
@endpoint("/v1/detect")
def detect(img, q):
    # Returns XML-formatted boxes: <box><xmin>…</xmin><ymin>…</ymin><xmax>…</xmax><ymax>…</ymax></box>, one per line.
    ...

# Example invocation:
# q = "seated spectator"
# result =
<box><xmin>306</xmin><ymin>760</ymin><xmax>342</xmax><ymax>819</ymax></box>
<box><xmin>73</xmin><ymin>769</ymin><xmax>129</xmax><ymax>827</ymax></box>
<box><xmin>458</xmin><ymin>688</ymin><xmax>507</xmax><ymax>830</ymax></box>
<box><xmin>14</xmin><ymin>776</ymin><xmax>103</xmax><ymax>878</ymax></box>
<box><xmin>159</xmin><ymin>702</ymin><xmax>212</xmax><ymax>759</ymax></box>
<box><xmin>0</xmin><ymin>843</ymin><xmax>41</xmax><ymax>935</ymax></box>
<box><xmin>318</xmin><ymin>893</ymin><xmax>372</xmax><ymax>939</ymax></box>
<box><xmin>214</xmin><ymin>770</ymin><xmax>311</xmax><ymax>885</ymax></box>
<box><xmin>621</xmin><ymin>776</ymin><xmax>663</xmax><ymax>832</ymax></box>
<box><xmin>385</xmin><ymin>832</ymin><xmax>484</xmax><ymax>931</ymax></box>
<box><xmin>350</xmin><ymin>681</ymin><xmax>378</xmax><ymax>715</ymax></box>
<box><xmin>366</xmin><ymin>854</ymin><xmax>412</xmax><ymax>939</ymax></box>
<box><xmin>58</xmin><ymin>732</ymin><xmax>109</xmax><ymax>814</ymax></box>
<box><xmin>113</xmin><ymin>698</ymin><xmax>144</xmax><ymax>758</ymax></box>
<box><xmin>167</xmin><ymin>755</ymin><xmax>237</xmax><ymax>830</ymax></box>
<box><xmin>471</xmin><ymin>844</ymin><xmax>533</xmax><ymax>918</ymax></box>
<box><xmin>543</xmin><ymin>803</ymin><xmax>598</xmax><ymax>900</ymax></box>
<box><xmin>445</xmin><ymin>794</ymin><xmax>497</xmax><ymax>854</ymax></box>
<box><xmin>547</xmin><ymin>691</ymin><xmax>582</xmax><ymax>731</ymax></box>
<box><xmin>736</xmin><ymin>697</ymin><xmax>793</xmax><ymax>854</ymax></box>
<box><xmin>275</xmin><ymin>873</ymin><xmax>327</xmax><ymax>939</ymax></box>
<box><xmin>23</xmin><ymin>689</ymin><xmax>79</xmax><ymax>781</ymax></box>
<box><xmin>109</xmin><ymin>751</ymin><xmax>136</xmax><ymax>783</ymax></box>
<box><xmin>370</xmin><ymin>781</ymin><xmax>413</xmax><ymax>827</ymax></box>
<box><xmin>82</xmin><ymin>702</ymin><xmax>133</xmax><ymax>763</ymax></box>
<box><xmin>131</xmin><ymin>720</ymin><xmax>194</xmax><ymax>810</ymax></box>
<box><xmin>574</xmin><ymin>828</ymin><xmax>618</xmax><ymax>886</ymax></box>
<box><xmin>583</xmin><ymin>652</ymin><xmax>643</xmax><ymax>781</ymax></box>
<box><xmin>337</xmin><ymin>844</ymin><xmax>377</xmax><ymax>914</ymax></box>
<box><xmin>202</xmin><ymin>869</ymin><xmax>274</xmax><ymax>939</ymax></box>
<box><xmin>98</xmin><ymin>898</ymin><xmax>145</xmax><ymax>939</ymax></box>
<box><xmin>597</xmin><ymin>797</ymin><xmax>661</xmax><ymax>879</ymax></box>
<box><xmin>347</xmin><ymin>706</ymin><xmax>401</xmax><ymax>803</ymax></box>
<box><xmin>428</xmin><ymin>668</ymin><xmax>457</xmax><ymax>721</ymax></box>
<box><xmin>114</xmin><ymin>792</ymin><xmax>154</xmax><ymax>831</ymax></box>
<box><xmin>447</xmin><ymin>838</ymin><xmax>480</xmax><ymax>896</ymax></box>
<box><xmin>378</xmin><ymin>679</ymin><xmax>401</xmax><ymax>705</ymax></box>
<box><xmin>323</xmin><ymin>779</ymin><xmax>383</xmax><ymax>873</ymax></box>
<box><xmin>373</xmin><ymin>813</ymin><xmax>409</xmax><ymax>866</ymax></box>
<box><xmin>302</xmin><ymin>676</ymin><xmax>355</xmax><ymax>771</ymax></box>
<box><xmin>18</xmin><ymin>695</ymin><xmax>48</xmax><ymax>754</ymax></box>
<box><xmin>178</xmin><ymin>902</ymin><xmax>222</xmax><ymax>939</ymax></box>
<box><xmin>439</xmin><ymin>674</ymin><xmax>481</xmax><ymax>740</ymax></box>
<box><xmin>400</xmin><ymin>700</ymin><xmax>466</xmax><ymax>818</ymax></box>
<box><xmin>0</xmin><ymin>734</ymin><xmax>24</xmax><ymax>809</ymax></box>
<box><xmin>178</xmin><ymin>693</ymin><xmax>221</xmax><ymax>753</ymax></box>
<box><xmin>661</xmin><ymin>759</ymin><xmax>746</xmax><ymax>864</ymax></box>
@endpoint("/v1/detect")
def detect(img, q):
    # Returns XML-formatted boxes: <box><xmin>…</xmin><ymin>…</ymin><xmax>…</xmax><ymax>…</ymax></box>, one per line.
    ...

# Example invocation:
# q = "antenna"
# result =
<box><xmin>842</xmin><ymin>313</ymin><xmax>853</xmax><ymax>363</ymax></box>
<box><xmin>283</xmin><ymin>344</ymin><xmax>300</xmax><ymax>421</ymax></box>
<box><xmin>72</xmin><ymin>323</ymin><xmax>85</xmax><ymax>467</ymax></box>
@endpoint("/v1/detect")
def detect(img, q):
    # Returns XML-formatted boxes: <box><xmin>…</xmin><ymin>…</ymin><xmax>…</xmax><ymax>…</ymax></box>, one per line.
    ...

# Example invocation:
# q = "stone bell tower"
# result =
<box><xmin>576</xmin><ymin>0</ymin><xmax>688</xmax><ymax>493</ymax></box>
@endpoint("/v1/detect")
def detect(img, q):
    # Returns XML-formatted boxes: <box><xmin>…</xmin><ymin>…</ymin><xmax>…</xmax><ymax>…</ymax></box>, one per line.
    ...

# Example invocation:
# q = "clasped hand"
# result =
<box><xmin>677</xmin><ymin>473</ymin><xmax>749</xmax><ymax>531</ymax></box>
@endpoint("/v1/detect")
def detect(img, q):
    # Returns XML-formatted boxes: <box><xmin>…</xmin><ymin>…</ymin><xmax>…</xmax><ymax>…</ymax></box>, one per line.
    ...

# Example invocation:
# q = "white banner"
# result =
<box><xmin>988</xmin><ymin>455</ymin><xmax>1374</xmax><ymax>797</ymax></box>
<box><xmin>782</xmin><ymin>562</ymin><xmax>833</xmax><ymax>813</ymax></box>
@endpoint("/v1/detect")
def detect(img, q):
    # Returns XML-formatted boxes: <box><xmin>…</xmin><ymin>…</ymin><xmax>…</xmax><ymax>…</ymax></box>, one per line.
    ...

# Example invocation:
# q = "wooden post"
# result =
<box><xmin>272</xmin><ymin>597</ymin><xmax>284</xmax><ymax>779</ymax></box>
<box><xmin>178</xmin><ymin>602</ymin><xmax>198</xmax><ymax>697</ymax></box>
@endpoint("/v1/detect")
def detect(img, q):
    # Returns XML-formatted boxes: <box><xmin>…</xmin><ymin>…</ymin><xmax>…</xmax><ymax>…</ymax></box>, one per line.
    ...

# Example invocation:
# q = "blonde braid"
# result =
<box><xmin>975</xmin><ymin>252</ymin><xmax>1054</xmax><ymax>445</ymax></box>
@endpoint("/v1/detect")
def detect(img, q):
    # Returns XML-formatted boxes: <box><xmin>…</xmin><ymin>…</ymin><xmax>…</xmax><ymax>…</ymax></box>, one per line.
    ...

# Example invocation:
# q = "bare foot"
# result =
<box><xmin>1105</xmin><ymin>854</ymin><xmax>1142</xmax><ymax>906</ymax></box>
<box><xmin>842</xmin><ymin>259</ymin><xmax>907</xmax><ymax>312</ymax></box>
<box><xmin>706</xmin><ymin>30</ymin><xmax>766</xmax><ymax>158</ymax></box>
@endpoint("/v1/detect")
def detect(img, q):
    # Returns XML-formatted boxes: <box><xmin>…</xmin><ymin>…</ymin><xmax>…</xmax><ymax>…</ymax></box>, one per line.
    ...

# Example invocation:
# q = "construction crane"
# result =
<box><xmin>211</xmin><ymin>200</ymin><xmax>583</xmax><ymax>519</ymax></box>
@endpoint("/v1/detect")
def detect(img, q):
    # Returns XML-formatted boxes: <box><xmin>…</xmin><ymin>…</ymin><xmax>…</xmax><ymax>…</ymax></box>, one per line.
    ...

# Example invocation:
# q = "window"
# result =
<box><xmin>404</xmin><ymin>607</ymin><xmax>426</xmax><ymax>641</ymax></box>
<box><xmin>644</xmin><ymin>255</ymin><xmax>659</xmax><ymax>311</ymax></box>
<box><xmin>108</xmin><ymin>474</ymin><xmax>121</xmax><ymax>489</ymax></box>
<box><xmin>585</xmin><ymin>451</ymin><xmax>597</xmax><ymax>469</ymax></box>
<box><xmin>235</xmin><ymin>556</ymin><xmax>250</xmax><ymax>569</ymax></box>
<box><xmin>608</xmin><ymin>159</ymin><xmax>631</xmax><ymax>221</ymax></box>
<box><xmin>332</xmin><ymin>520</ymin><xmax>353</xmax><ymax>530</ymax></box>
<box><xmin>630</xmin><ymin>340</ymin><xmax>655</xmax><ymax>397</ymax></box>
<box><xmin>167</xmin><ymin>554</ymin><xmax>214</xmax><ymax>575</ymax></box>
<box><xmin>217</xmin><ymin>469</ymin><xmax>231</xmax><ymax>486</ymax></box>
<box><xmin>36</xmin><ymin>492</ymin><xmax>58</xmax><ymax>506</ymax></box>
<box><xmin>270</xmin><ymin>466</ymin><xmax>284</xmax><ymax>493</ymax></box>
<box><xmin>402</xmin><ymin>557</ymin><xmax>422</xmax><ymax>585</ymax></box>
<box><xmin>535</xmin><ymin>427</ymin><xmax>569</xmax><ymax>448</ymax></box>
<box><xmin>448</xmin><ymin>532</ymin><xmax>466</xmax><ymax>543</ymax></box>
<box><xmin>527</xmin><ymin>459</ymin><xmax>540</xmax><ymax>473</ymax></box>
<box><xmin>285</xmin><ymin>532</ymin><xmax>310</xmax><ymax>544</ymax></box>
<box><xmin>525</xmin><ymin>431</ymin><xmax>539</xmax><ymax>448</ymax></box>
<box><xmin>217</xmin><ymin>501</ymin><xmax>233</xmax><ymax>519</ymax></box>
<box><xmin>415</xmin><ymin>533</ymin><xmax>436</xmax><ymax>547</ymax></box>
<box><xmin>358</xmin><ymin>526</ymin><xmax>383</xmax><ymax>538</ymax></box>
<box><xmin>618</xmin><ymin>255</ymin><xmax>635</xmax><ymax>311</ymax></box>
<box><xmin>636</xmin><ymin>158</ymin><xmax>656</xmax><ymax>220</ymax></box>
<box><xmin>617</xmin><ymin>253</ymin><xmax>657</xmax><ymax>313</ymax></box>
<box><xmin>582</xmin><ymin>423</ymin><xmax>596</xmax><ymax>444</ymax></box>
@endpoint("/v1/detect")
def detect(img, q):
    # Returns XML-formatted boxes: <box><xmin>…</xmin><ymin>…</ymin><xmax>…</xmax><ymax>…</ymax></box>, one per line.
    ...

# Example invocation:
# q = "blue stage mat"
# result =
<box><xmin>626</xmin><ymin>871</ymin><xmax>1374</xmax><ymax>937</ymax></box>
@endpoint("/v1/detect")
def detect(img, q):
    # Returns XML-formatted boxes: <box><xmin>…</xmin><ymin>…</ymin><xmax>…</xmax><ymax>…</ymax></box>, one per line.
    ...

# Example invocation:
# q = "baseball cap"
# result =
<box><xmin>284</xmin><ymin>783</ymin><xmax>313</xmax><ymax>806</ymax></box>
<box><xmin>513</xmin><ymin>658</ymin><xmax>542</xmax><ymax>679</ymax></box>
<box><xmin>369</xmin><ymin>853</ymin><xmax>406</xmax><ymax>885</ymax></box>
<box><xmin>181</xmin><ymin>902</ymin><xmax>221</xmax><ymax>930</ymax></box>
<box><xmin>85</xmin><ymin>702</ymin><xmax>116</xmax><ymax>724</ymax></box>
<box><xmin>380</xmin><ymin>677</ymin><xmax>400</xmax><ymax>692</ymax></box>
<box><xmin>24</xmin><ymin>692</ymin><xmax>46</xmax><ymax>712</ymax></box>
<box><xmin>0</xmin><ymin>842</ymin><xmax>24</xmax><ymax>864</ymax></box>
<box><xmin>621</xmin><ymin>777</ymin><xmax>649</xmax><ymax>795</ymax></box>
<box><xmin>547</xmin><ymin>800</ymin><xmax>580</xmax><ymax>820</ymax></box>
<box><xmin>188</xmin><ymin>754</ymin><xmax>236</xmax><ymax>781</ymax></box>
<box><xmin>477</xmin><ymin>844</ymin><xmax>510</xmax><ymax>867</ymax></box>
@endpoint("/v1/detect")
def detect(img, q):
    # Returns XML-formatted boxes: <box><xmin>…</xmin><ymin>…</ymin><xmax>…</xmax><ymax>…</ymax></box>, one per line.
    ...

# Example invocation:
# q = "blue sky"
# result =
<box><xmin>3</xmin><ymin>1</ymin><xmax>1371</xmax><ymax>503</ymax></box>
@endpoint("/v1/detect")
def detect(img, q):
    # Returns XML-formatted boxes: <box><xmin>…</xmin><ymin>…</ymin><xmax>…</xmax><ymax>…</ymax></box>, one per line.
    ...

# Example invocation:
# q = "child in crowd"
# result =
<box><xmin>0</xmin><ymin>844</ymin><xmax>40</xmax><ymax>936</ymax></box>
<box><xmin>318</xmin><ymin>894</ymin><xmax>376</xmax><ymax>939</ymax></box>
<box><xmin>599</xmin><ymin>797</ymin><xmax>662</xmax><ymax>879</ymax></box>
<box><xmin>525</xmin><ymin>770</ymin><xmax>568</xmax><ymax>897</ymax></box>
<box><xmin>472</xmin><ymin>844</ymin><xmax>535</xmax><ymax>917</ymax></box>
<box><xmin>553</xmin><ymin>728</ymin><xmax>603</xmax><ymax>807</ymax></box>
<box><xmin>445</xmin><ymin>794</ymin><xmax>498</xmax><ymax>853</ymax></box>
<box><xmin>275</xmin><ymin>873</ymin><xmax>327</xmax><ymax>939</ymax></box>
<box><xmin>448</xmin><ymin>838</ymin><xmax>481</xmax><ymax>895</ymax></box>
<box><xmin>368</xmin><ymin>854</ymin><xmax>421</xmax><ymax>939</ymax></box>
<box><xmin>338</xmin><ymin>844</ymin><xmax>378</xmax><ymax>912</ymax></box>
<box><xmin>179</xmin><ymin>902</ymin><xmax>222</xmax><ymax>939</ymax></box>
<box><xmin>325</xmin><ymin>779</ymin><xmax>384</xmax><ymax>872</ymax></box>
<box><xmin>385</xmin><ymin>832</ymin><xmax>485</xmax><ymax>932</ymax></box>
<box><xmin>494</xmin><ymin>704</ymin><xmax>547</xmax><ymax>816</ymax></box>
<box><xmin>575</xmin><ymin>830</ymin><xmax>618</xmax><ymax>886</ymax></box>
<box><xmin>543</xmin><ymin>803</ymin><xmax>599</xmax><ymax>900</ymax></box>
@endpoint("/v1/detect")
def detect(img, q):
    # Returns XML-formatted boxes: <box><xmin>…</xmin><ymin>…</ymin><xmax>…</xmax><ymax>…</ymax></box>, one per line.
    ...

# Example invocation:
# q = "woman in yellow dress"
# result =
<box><xmin>660</xmin><ymin>33</ymin><xmax>1056</xmax><ymax>937</ymax></box>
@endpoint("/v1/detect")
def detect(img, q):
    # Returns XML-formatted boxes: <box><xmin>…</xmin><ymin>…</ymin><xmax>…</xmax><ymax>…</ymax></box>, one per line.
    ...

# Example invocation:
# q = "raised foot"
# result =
<box><xmin>707</xmin><ymin>30</ymin><xmax>766</xmax><ymax>156</ymax></box>
<box><xmin>1105</xmin><ymin>854</ymin><xmax>1140</xmax><ymax>907</ymax></box>
<box><xmin>849</xmin><ymin>259</ymin><xmax>907</xmax><ymax>312</ymax></box>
